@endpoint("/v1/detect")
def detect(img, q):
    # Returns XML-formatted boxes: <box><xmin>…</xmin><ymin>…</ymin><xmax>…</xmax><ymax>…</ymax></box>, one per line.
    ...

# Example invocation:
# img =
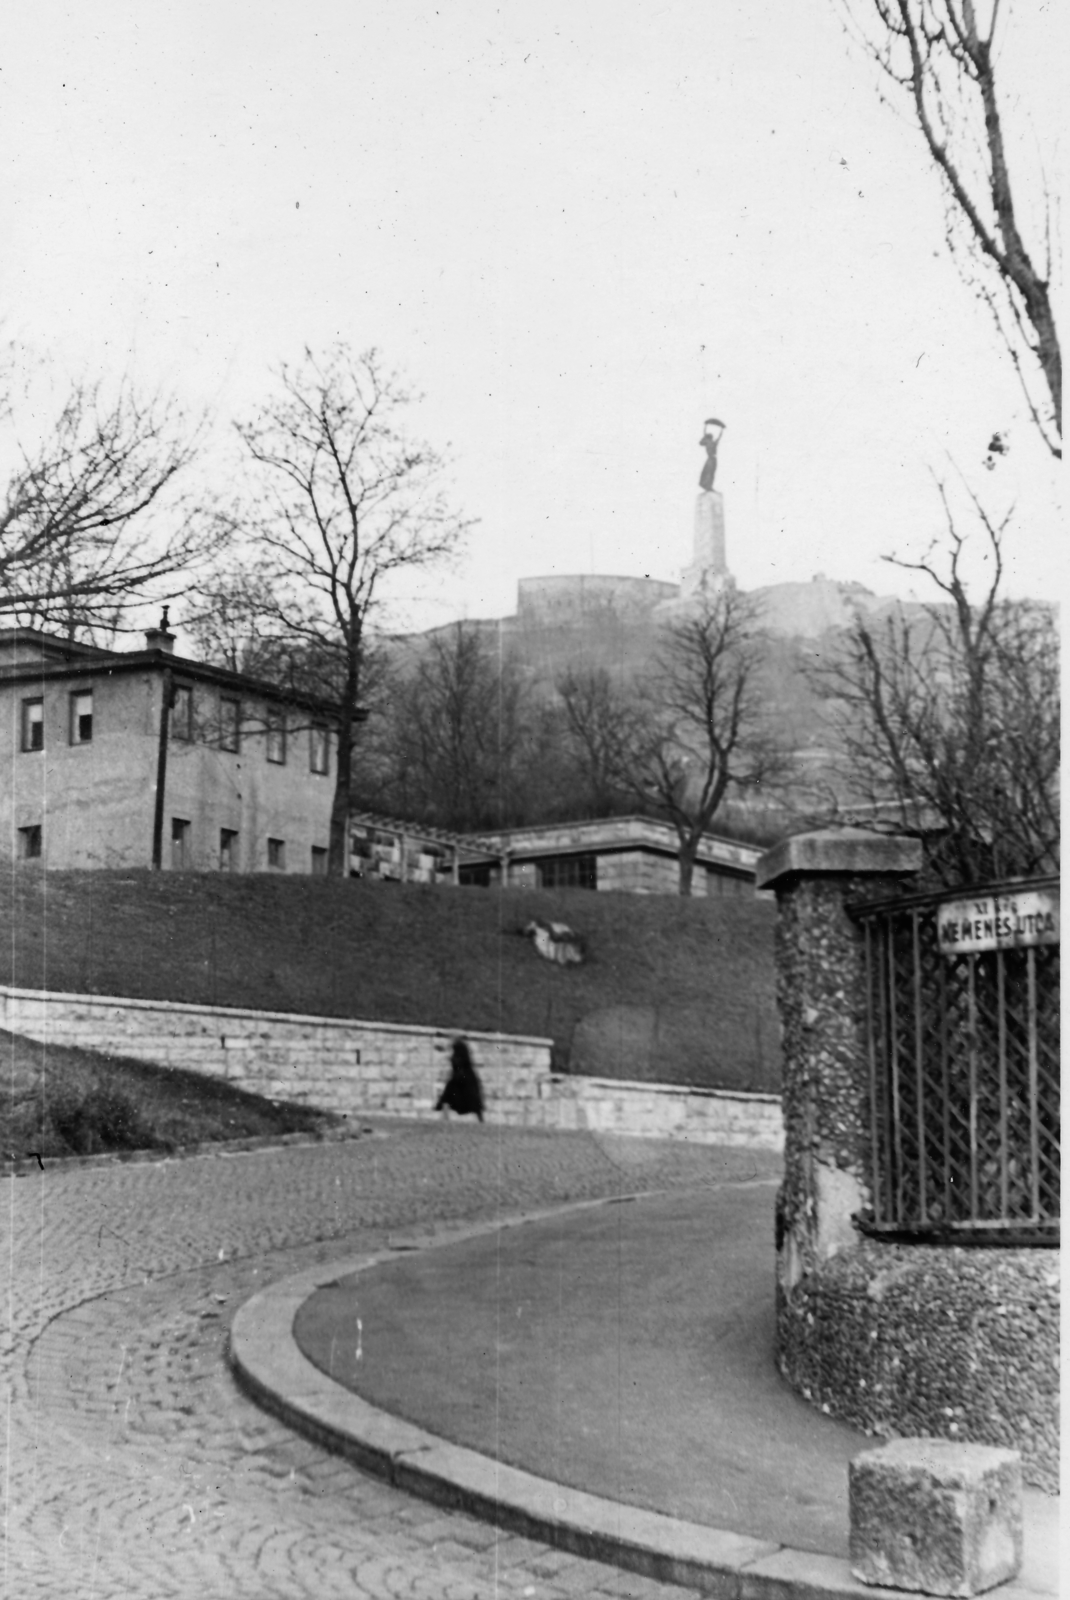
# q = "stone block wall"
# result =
<box><xmin>0</xmin><ymin>987</ymin><xmax>552</xmax><ymax>1125</ymax></box>
<box><xmin>549</xmin><ymin>1075</ymin><xmax>782</xmax><ymax>1148</ymax></box>
<box><xmin>0</xmin><ymin>986</ymin><xmax>783</xmax><ymax>1149</ymax></box>
<box><xmin>596</xmin><ymin>851</ymin><xmax>680</xmax><ymax>895</ymax></box>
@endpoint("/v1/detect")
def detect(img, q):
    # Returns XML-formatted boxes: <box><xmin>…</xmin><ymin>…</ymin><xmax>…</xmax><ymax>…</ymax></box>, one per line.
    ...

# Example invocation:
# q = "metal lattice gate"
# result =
<box><xmin>852</xmin><ymin>879</ymin><xmax>1060</xmax><ymax>1243</ymax></box>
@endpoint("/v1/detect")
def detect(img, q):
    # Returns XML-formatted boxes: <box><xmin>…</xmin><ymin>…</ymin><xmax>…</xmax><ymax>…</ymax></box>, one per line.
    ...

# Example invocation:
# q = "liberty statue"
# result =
<box><xmin>698</xmin><ymin>417</ymin><xmax>726</xmax><ymax>491</ymax></box>
<box><xmin>678</xmin><ymin>416</ymin><xmax>730</xmax><ymax>598</ymax></box>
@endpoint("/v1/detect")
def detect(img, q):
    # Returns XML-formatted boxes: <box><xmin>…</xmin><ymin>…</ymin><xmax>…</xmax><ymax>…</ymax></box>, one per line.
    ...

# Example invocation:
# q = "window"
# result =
<box><xmin>266</xmin><ymin>709</ymin><xmax>286</xmax><ymax>764</ymax></box>
<box><xmin>21</xmin><ymin>699</ymin><xmax>43</xmax><ymax>752</ymax></box>
<box><xmin>172</xmin><ymin>685</ymin><xmax>193</xmax><ymax>741</ymax></box>
<box><xmin>219</xmin><ymin>828</ymin><xmax>239</xmax><ymax>871</ymax></box>
<box><xmin>171</xmin><ymin>817</ymin><xmax>191</xmax><ymax>870</ymax></box>
<box><xmin>70</xmin><ymin>690</ymin><xmax>93</xmax><ymax>744</ymax></box>
<box><xmin>537</xmin><ymin>853</ymin><xmax>598</xmax><ymax>891</ymax></box>
<box><xmin>19</xmin><ymin>824</ymin><xmax>42</xmax><ymax>860</ymax></box>
<box><xmin>310</xmin><ymin>723</ymin><xmax>329</xmax><ymax>775</ymax></box>
<box><xmin>267</xmin><ymin>837</ymin><xmax>286</xmax><ymax>871</ymax></box>
<box><xmin>311</xmin><ymin>845</ymin><xmax>328</xmax><ymax>877</ymax></box>
<box><xmin>220</xmin><ymin>697</ymin><xmax>241</xmax><ymax>752</ymax></box>
<box><xmin>458</xmin><ymin>862</ymin><xmax>496</xmax><ymax>887</ymax></box>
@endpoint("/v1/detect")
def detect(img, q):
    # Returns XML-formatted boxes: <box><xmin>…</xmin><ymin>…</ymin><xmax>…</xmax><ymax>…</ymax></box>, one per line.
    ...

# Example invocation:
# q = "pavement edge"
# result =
<box><xmin>227</xmin><ymin>1214</ymin><xmax>1045</xmax><ymax>1600</ymax></box>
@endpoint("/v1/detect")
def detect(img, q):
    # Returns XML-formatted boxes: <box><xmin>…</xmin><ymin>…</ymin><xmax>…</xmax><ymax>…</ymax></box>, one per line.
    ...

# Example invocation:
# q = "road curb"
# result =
<box><xmin>227</xmin><ymin>1206</ymin><xmax>1045</xmax><ymax>1600</ymax></box>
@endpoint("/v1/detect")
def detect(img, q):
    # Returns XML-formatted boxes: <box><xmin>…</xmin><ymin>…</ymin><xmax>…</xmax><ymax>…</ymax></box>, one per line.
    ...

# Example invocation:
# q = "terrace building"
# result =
<box><xmin>458</xmin><ymin>816</ymin><xmax>761</xmax><ymax>896</ymax></box>
<box><xmin>1</xmin><ymin>619</ymin><xmax>340</xmax><ymax>875</ymax></box>
<box><xmin>346</xmin><ymin>812</ymin><xmax>761</xmax><ymax>896</ymax></box>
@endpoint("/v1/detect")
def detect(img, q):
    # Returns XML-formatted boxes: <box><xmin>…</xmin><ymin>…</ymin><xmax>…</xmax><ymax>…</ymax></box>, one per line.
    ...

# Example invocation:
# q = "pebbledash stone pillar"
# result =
<box><xmin>754</xmin><ymin>830</ymin><xmax>921</xmax><ymax>1305</ymax></box>
<box><xmin>755</xmin><ymin>828</ymin><xmax>1059</xmax><ymax>1494</ymax></box>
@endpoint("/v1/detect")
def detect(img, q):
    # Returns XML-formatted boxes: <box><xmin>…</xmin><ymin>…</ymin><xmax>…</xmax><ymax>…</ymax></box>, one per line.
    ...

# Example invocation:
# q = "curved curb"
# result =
<box><xmin>1</xmin><ymin>1120</ymin><xmax>381</xmax><ymax>1179</ymax></box>
<box><xmin>228</xmin><ymin>1205</ymin><xmax>1041</xmax><ymax>1600</ymax></box>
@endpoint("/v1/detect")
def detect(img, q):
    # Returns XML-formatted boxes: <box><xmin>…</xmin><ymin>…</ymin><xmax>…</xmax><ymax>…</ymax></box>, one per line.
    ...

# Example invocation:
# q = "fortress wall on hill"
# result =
<box><xmin>517</xmin><ymin>575</ymin><xmax>679</xmax><ymax>626</ymax></box>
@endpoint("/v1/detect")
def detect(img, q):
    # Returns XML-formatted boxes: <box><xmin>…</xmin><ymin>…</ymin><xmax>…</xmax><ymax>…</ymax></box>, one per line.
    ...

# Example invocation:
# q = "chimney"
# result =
<box><xmin>144</xmin><ymin>606</ymin><xmax>176</xmax><ymax>654</ymax></box>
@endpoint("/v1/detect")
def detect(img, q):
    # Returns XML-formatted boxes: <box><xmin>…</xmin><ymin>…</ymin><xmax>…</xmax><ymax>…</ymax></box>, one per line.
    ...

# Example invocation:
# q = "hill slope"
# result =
<box><xmin>2</xmin><ymin>868</ymin><xmax>780</xmax><ymax>1092</ymax></box>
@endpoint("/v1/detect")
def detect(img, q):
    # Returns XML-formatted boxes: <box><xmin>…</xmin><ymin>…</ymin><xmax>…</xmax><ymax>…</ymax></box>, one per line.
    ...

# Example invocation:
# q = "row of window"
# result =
<box><xmin>18</xmin><ymin>691</ymin><xmax>331</xmax><ymax>775</ymax></box>
<box><xmin>20</xmin><ymin>693</ymin><xmax>92</xmax><ymax>750</ymax></box>
<box><xmin>172</xmin><ymin>688</ymin><xmax>331</xmax><ymax>772</ymax></box>
<box><xmin>171</xmin><ymin>819</ymin><xmax>328</xmax><ymax>873</ymax></box>
<box><xmin>17</xmin><ymin>819</ymin><xmax>329</xmax><ymax>875</ymax></box>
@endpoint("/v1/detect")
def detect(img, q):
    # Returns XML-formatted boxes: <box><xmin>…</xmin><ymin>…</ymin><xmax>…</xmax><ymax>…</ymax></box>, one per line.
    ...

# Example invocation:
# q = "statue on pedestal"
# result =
<box><xmin>698</xmin><ymin>417</ymin><xmax>726</xmax><ymax>492</ymax></box>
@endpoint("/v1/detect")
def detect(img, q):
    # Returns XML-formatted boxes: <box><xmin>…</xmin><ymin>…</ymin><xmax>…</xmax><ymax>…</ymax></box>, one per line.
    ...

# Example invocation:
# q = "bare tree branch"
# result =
<box><xmin>578</xmin><ymin>590</ymin><xmax>794</xmax><ymax>895</ymax></box>
<box><xmin>193</xmin><ymin>346</ymin><xmax>473</xmax><ymax>874</ymax></box>
<box><xmin>0</xmin><ymin>373</ymin><xmax>211</xmax><ymax>638</ymax></box>
<box><xmin>367</xmin><ymin>623</ymin><xmax>544</xmax><ymax>832</ymax></box>
<box><xmin>840</xmin><ymin>0</ymin><xmax>1061</xmax><ymax>452</ymax></box>
<box><xmin>814</xmin><ymin>504</ymin><xmax>1059</xmax><ymax>884</ymax></box>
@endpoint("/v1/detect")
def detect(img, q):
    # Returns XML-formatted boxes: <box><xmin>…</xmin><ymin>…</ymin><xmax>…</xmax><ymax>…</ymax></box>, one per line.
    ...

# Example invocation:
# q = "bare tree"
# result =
<box><xmin>182</xmin><ymin>563</ymin><xmax>356</xmax><ymax>701</ymax></box>
<box><xmin>555</xmin><ymin>665</ymin><xmax>642</xmax><ymax>817</ymax></box>
<box><xmin>618</xmin><ymin>590</ymin><xmax>790</xmax><ymax>895</ymax></box>
<box><xmin>0</xmin><ymin>375</ymin><xmax>208</xmax><ymax>637</ymax></box>
<box><xmin>818</xmin><ymin>493</ymin><xmax>1059</xmax><ymax>884</ymax></box>
<box><xmin>841</xmin><ymin>0</ymin><xmax>1061</xmax><ymax>453</ymax></box>
<box><xmin>371</xmin><ymin>623</ymin><xmax>544</xmax><ymax>832</ymax></box>
<box><xmin>222</xmin><ymin>346</ymin><xmax>472</xmax><ymax>874</ymax></box>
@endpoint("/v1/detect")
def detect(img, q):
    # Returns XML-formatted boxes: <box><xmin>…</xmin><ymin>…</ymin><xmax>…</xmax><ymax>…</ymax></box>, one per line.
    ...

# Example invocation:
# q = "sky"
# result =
<box><xmin>3</xmin><ymin>1</ymin><xmax>1064</xmax><ymax>639</ymax></box>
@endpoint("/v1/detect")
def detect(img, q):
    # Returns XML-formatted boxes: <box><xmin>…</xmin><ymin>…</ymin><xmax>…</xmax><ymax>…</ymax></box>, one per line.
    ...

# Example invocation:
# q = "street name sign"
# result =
<box><xmin>937</xmin><ymin>888</ymin><xmax>1060</xmax><ymax>955</ymax></box>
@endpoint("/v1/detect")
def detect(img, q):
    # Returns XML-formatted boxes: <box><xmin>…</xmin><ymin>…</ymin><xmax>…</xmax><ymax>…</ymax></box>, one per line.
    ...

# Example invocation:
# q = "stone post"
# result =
<box><xmin>755</xmin><ymin>829</ymin><xmax>921</xmax><ymax>1297</ymax></box>
<box><xmin>755</xmin><ymin>830</ymin><xmax>1058</xmax><ymax>1489</ymax></box>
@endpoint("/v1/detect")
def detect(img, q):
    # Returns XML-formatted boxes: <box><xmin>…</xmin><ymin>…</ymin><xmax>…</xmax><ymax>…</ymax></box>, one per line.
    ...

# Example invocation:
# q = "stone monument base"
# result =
<box><xmin>679</xmin><ymin>489</ymin><xmax>730</xmax><ymax>598</ymax></box>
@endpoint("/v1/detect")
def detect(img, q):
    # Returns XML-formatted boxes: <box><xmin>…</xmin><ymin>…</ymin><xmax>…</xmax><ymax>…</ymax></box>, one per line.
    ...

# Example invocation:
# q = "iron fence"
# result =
<box><xmin>850</xmin><ymin>877</ymin><xmax>1060</xmax><ymax>1244</ymax></box>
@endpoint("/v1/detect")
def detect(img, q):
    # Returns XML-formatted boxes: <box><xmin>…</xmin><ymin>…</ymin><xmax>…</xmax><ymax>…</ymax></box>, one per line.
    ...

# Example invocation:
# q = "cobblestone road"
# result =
<box><xmin>3</xmin><ymin>1121</ymin><xmax>780</xmax><ymax>1599</ymax></box>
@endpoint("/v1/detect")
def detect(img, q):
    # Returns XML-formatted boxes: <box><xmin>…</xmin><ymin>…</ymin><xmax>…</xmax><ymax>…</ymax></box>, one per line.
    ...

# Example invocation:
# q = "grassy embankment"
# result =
<box><xmin>2</xmin><ymin>866</ymin><xmax>778</xmax><ymax>1159</ymax></box>
<box><xmin>2</xmin><ymin>1028</ymin><xmax>337</xmax><ymax>1161</ymax></box>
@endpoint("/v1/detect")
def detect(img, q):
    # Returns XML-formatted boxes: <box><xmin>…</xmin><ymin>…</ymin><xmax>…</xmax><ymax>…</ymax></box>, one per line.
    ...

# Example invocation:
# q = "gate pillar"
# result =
<box><xmin>755</xmin><ymin>830</ymin><xmax>921</xmax><ymax>1293</ymax></box>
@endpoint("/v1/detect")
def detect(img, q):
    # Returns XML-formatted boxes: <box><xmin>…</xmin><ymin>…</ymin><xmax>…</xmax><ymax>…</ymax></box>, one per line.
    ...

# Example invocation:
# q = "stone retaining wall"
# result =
<box><xmin>0</xmin><ymin>987</ymin><xmax>783</xmax><ymax>1149</ymax></box>
<box><xmin>551</xmin><ymin>1075</ymin><xmax>782</xmax><ymax>1148</ymax></box>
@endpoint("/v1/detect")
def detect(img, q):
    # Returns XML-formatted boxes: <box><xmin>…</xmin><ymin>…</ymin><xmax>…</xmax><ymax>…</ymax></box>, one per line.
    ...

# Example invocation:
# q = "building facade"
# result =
<box><xmin>458</xmin><ymin>816</ymin><xmax>761</xmax><ymax>896</ymax></box>
<box><xmin>344</xmin><ymin>813</ymin><xmax>760</xmax><ymax>895</ymax></box>
<box><xmin>1</xmin><ymin>623</ymin><xmax>339</xmax><ymax>875</ymax></box>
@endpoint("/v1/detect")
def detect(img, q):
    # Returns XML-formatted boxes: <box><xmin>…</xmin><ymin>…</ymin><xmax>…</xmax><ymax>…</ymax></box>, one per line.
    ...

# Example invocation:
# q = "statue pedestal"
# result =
<box><xmin>680</xmin><ymin>491</ymin><xmax>730</xmax><ymax>598</ymax></box>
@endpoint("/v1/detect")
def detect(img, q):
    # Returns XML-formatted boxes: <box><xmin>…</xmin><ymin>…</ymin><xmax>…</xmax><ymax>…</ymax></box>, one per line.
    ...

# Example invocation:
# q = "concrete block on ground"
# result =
<box><xmin>849</xmin><ymin>1438</ymin><xmax>1022</xmax><ymax>1595</ymax></box>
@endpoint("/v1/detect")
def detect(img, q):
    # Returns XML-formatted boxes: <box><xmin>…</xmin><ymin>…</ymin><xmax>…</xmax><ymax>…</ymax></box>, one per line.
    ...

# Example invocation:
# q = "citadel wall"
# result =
<box><xmin>517</xmin><ymin>574</ymin><xmax>679</xmax><ymax>627</ymax></box>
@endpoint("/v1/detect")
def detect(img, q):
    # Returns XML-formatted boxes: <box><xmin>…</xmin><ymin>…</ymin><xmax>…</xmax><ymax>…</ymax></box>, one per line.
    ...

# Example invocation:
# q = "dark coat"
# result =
<box><xmin>436</xmin><ymin>1039</ymin><xmax>485</xmax><ymax>1121</ymax></box>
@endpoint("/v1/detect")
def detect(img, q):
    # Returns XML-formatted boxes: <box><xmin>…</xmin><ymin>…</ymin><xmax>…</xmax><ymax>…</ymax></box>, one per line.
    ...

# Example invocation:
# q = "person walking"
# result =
<box><xmin>435</xmin><ymin>1037</ymin><xmax>485</xmax><ymax>1122</ymax></box>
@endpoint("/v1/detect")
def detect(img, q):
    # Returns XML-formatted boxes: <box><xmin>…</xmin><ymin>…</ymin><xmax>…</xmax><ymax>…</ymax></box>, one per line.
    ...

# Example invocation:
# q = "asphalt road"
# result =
<box><xmin>3</xmin><ymin>1119</ymin><xmax>775</xmax><ymax>1599</ymax></box>
<box><xmin>293</xmin><ymin>1182</ymin><xmax>869</xmax><ymax>1557</ymax></box>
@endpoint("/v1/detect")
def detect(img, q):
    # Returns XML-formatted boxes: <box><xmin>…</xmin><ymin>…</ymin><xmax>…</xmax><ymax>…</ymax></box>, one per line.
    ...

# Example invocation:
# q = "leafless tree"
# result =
<box><xmin>616</xmin><ymin>591</ymin><xmax>791</xmax><ymax>895</ymax></box>
<box><xmin>371</xmin><ymin>623</ymin><xmax>546</xmax><ymax>832</ymax></box>
<box><xmin>818</xmin><ymin>492</ymin><xmax>1059</xmax><ymax>884</ymax></box>
<box><xmin>555</xmin><ymin>665</ymin><xmax>642</xmax><ymax>817</ymax></box>
<box><xmin>0</xmin><ymin>375</ymin><xmax>209</xmax><ymax>638</ymax></box>
<box><xmin>183</xmin><ymin>564</ymin><xmax>350</xmax><ymax>700</ymax></box>
<box><xmin>220</xmin><ymin>346</ymin><xmax>472</xmax><ymax>874</ymax></box>
<box><xmin>841</xmin><ymin>0</ymin><xmax>1060</xmax><ymax>454</ymax></box>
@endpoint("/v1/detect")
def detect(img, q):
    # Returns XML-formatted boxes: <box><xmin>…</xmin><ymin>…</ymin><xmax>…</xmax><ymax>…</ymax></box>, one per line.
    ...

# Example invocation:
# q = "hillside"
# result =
<box><xmin>2</xmin><ymin>867</ymin><xmax>780</xmax><ymax>1092</ymax></box>
<box><xmin>394</xmin><ymin>574</ymin><xmax>913</xmax><ymax>790</ymax></box>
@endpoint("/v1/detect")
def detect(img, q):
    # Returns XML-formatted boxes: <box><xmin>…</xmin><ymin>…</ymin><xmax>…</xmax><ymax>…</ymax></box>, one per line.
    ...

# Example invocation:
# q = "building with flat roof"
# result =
<box><xmin>345</xmin><ymin>812</ymin><xmax>761</xmax><ymax>896</ymax></box>
<box><xmin>458</xmin><ymin>815</ymin><xmax>761</xmax><ymax>896</ymax></box>
<box><xmin>2</xmin><ymin>620</ymin><xmax>341</xmax><ymax>875</ymax></box>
